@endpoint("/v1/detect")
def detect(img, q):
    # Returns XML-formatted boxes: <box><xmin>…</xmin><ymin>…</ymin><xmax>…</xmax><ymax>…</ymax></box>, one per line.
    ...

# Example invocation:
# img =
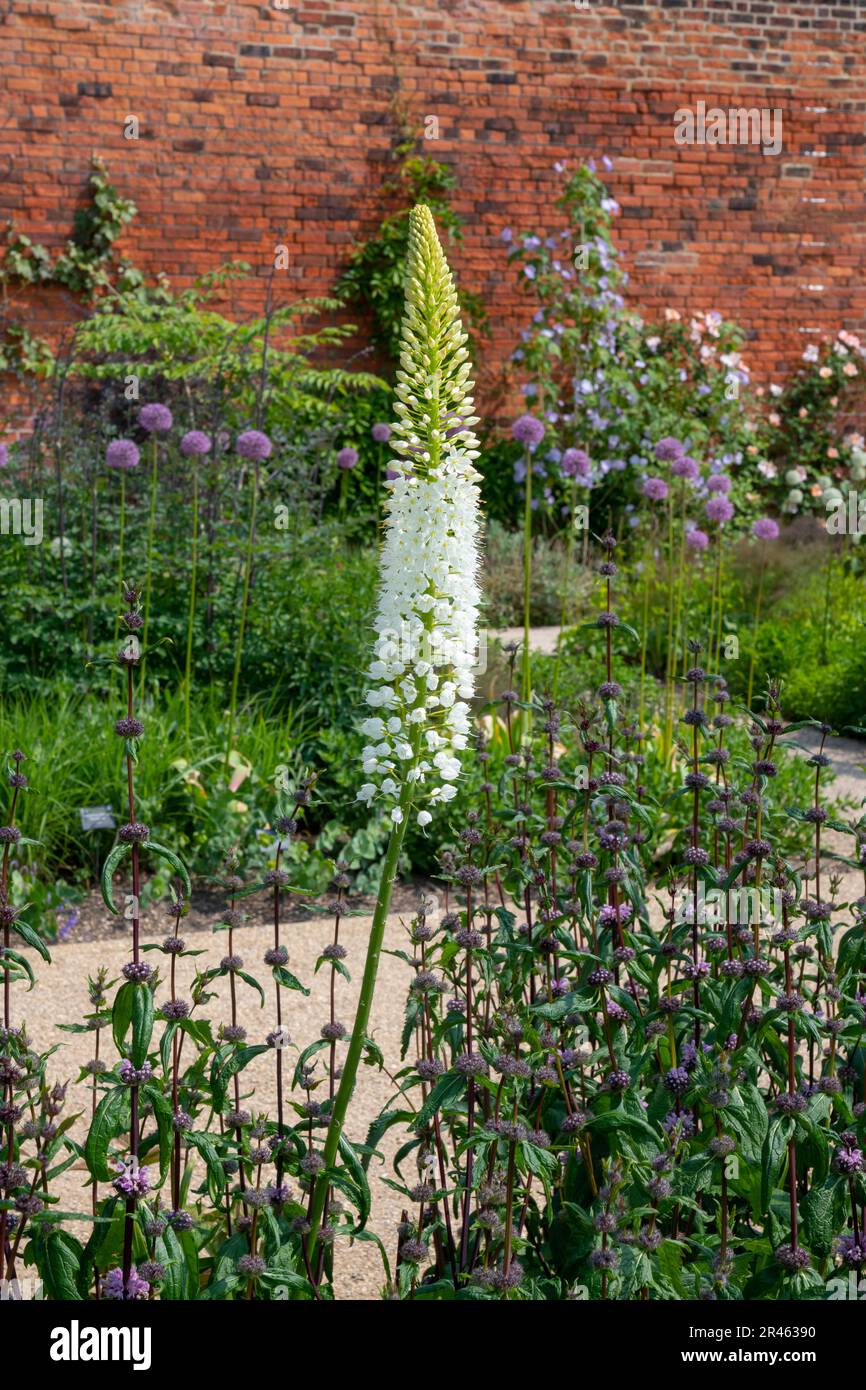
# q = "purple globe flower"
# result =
<box><xmin>642</xmin><ymin>476</ymin><xmax>669</xmax><ymax>502</ymax></box>
<box><xmin>236</xmin><ymin>429</ymin><xmax>272</xmax><ymax>461</ymax></box>
<box><xmin>753</xmin><ymin>516</ymin><xmax>780</xmax><ymax>542</ymax></box>
<box><xmin>561</xmin><ymin>447</ymin><xmax>591</xmax><ymax>479</ymax></box>
<box><xmin>655</xmin><ymin>436</ymin><xmax>684</xmax><ymax>462</ymax></box>
<box><xmin>685</xmin><ymin>527</ymin><xmax>709</xmax><ymax>551</ymax></box>
<box><xmin>106</xmin><ymin>439</ymin><xmax>140</xmax><ymax>471</ymax></box>
<box><xmin>512</xmin><ymin>414</ymin><xmax>545</xmax><ymax>450</ymax></box>
<box><xmin>180</xmin><ymin>430</ymin><xmax>212</xmax><ymax>457</ymax></box>
<box><xmin>138</xmin><ymin>403</ymin><xmax>173</xmax><ymax>434</ymax></box>
<box><xmin>337</xmin><ymin>446</ymin><xmax>359</xmax><ymax>471</ymax></box>
<box><xmin>0</xmin><ymin>444</ymin><xmax>7</xmax><ymax>468</ymax></box>
<box><xmin>706</xmin><ymin>495</ymin><xmax>734</xmax><ymax>524</ymax></box>
<box><xmin>671</xmin><ymin>454</ymin><xmax>699</xmax><ymax>480</ymax></box>
<box><xmin>371</xmin><ymin>423</ymin><xmax>391</xmax><ymax>443</ymax></box>
<box><xmin>707</xmin><ymin>474</ymin><xmax>732</xmax><ymax>493</ymax></box>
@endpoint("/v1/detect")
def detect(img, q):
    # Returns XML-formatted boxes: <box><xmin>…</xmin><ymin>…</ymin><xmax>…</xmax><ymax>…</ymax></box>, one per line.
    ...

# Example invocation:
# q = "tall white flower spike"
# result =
<box><xmin>358</xmin><ymin>204</ymin><xmax>482</xmax><ymax>825</ymax></box>
<box><xmin>308</xmin><ymin>206</ymin><xmax>483</xmax><ymax>1262</ymax></box>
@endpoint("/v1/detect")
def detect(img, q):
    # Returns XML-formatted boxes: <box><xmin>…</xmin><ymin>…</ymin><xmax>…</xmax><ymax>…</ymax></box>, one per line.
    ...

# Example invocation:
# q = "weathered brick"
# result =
<box><xmin>2</xmin><ymin>0</ymin><xmax>866</xmax><ymax>433</ymax></box>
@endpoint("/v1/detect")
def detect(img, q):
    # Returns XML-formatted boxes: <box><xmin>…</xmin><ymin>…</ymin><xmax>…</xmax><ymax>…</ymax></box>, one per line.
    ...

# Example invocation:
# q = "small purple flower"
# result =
<box><xmin>654</xmin><ymin>437</ymin><xmax>684</xmax><ymax>462</ymax></box>
<box><xmin>671</xmin><ymin>455</ymin><xmax>699</xmax><ymax>481</ymax></box>
<box><xmin>753</xmin><ymin>516</ymin><xmax>780</xmax><ymax>541</ymax></box>
<box><xmin>561</xmin><ymin>447</ymin><xmax>591</xmax><ymax>479</ymax></box>
<box><xmin>106</xmin><ymin>439</ymin><xmax>140</xmax><ymax>471</ymax></box>
<box><xmin>236</xmin><ymin>429</ymin><xmax>272</xmax><ymax>461</ymax></box>
<box><xmin>337</xmin><ymin>446</ymin><xmax>359</xmax><ymax>471</ymax></box>
<box><xmin>180</xmin><ymin>430</ymin><xmax>212</xmax><ymax>457</ymax></box>
<box><xmin>705</xmin><ymin>495</ymin><xmax>734</xmax><ymax>524</ymax></box>
<box><xmin>512</xmin><ymin>414</ymin><xmax>545</xmax><ymax>450</ymax></box>
<box><xmin>642</xmin><ymin>476</ymin><xmax>669</xmax><ymax>502</ymax></box>
<box><xmin>102</xmin><ymin>1265</ymin><xmax>150</xmax><ymax>1300</ymax></box>
<box><xmin>707</xmin><ymin>474</ymin><xmax>732</xmax><ymax>494</ymax></box>
<box><xmin>371</xmin><ymin>423</ymin><xmax>391</xmax><ymax>443</ymax></box>
<box><xmin>138</xmin><ymin>403</ymin><xmax>173</xmax><ymax>434</ymax></box>
<box><xmin>685</xmin><ymin>527</ymin><xmax>709</xmax><ymax>551</ymax></box>
<box><xmin>0</xmin><ymin>444</ymin><xmax>7</xmax><ymax>468</ymax></box>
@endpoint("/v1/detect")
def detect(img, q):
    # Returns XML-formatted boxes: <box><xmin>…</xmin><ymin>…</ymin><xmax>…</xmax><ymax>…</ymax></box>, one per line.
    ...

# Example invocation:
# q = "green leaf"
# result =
<box><xmin>131</xmin><ymin>984</ymin><xmax>154</xmax><ymax>1067</ymax></box>
<box><xmin>10</xmin><ymin>916</ymin><xmax>51</xmax><ymax>963</ymax></box>
<box><xmin>112</xmin><ymin>981</ymin><xmax>135</xmax><ymax>1053</ymax></box>
<box><xmin>141</xmin><ymin>1084</ymin><xmax>174</xmax><ymax>1182</ymax></box>
<box><xmin>336</xmin><ymin>1132</ymin><xmax>372</xmax><ymax>1231</ymax></box>
<box><xmin>801</xmin><ymin>1176</ymin><xmax>842</xmax><ymax>1260</ymax></box>
<box><xmin>145</xmin><ymin>840</ymin><xmax>192</xmax><ymax>898</ymax></box>
<box><xmin>272</xmin><ymin>965</ymin><xmax>310</xmax><ymax>996</ymax></box>
<box><xmin>32</xmin><ymin>1229</ymin><xmax>85</xmax><ymax>1300</ymax></box>
<box><xmin>84</xmin><ymin>1087</ymin><xmax>130</xmax><ymax>1183</ymax></box>
<box><xmin>760</xmin><ymin>1116</ymin><xmax>793</xmax><ymax>1215</ymax></box>
<box><xmin>100</xmin><ymin>842</ymin><xmax>132</xmax><ymax>914</ymax></box>
<box><xmin>212</xmin><ymin>1044</ymin><xmax>269</xmax><ymax>1111</ymax></box>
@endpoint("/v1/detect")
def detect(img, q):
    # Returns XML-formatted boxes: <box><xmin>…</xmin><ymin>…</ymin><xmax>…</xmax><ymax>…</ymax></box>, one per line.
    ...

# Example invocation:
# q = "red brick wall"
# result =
<box><xmin>2</xmin><ymin>0</ymin><xmax>866</xmax><ymax>420</ymax></box>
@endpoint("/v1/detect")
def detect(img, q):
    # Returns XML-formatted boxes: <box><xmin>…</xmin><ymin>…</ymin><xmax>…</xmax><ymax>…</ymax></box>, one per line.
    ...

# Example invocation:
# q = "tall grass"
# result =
<box><xmin>0</xmin><ymin>685</ymin><xmax>313</xmax><ymax>881</ymax></box>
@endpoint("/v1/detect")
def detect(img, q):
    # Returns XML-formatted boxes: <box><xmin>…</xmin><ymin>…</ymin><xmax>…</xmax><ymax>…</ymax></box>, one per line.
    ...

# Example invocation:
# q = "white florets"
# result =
<box><xmin>357</xmin><ymin>444</ymin><xmax>481</xmax><ymax>823</ymax></box>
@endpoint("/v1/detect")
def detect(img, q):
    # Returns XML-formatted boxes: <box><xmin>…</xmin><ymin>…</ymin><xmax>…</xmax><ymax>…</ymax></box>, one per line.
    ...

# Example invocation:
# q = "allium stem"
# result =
<box><xmin>521</xmin><ymin>444</ymin><xmax>533</xmax><ymax>714</ymax></box>
<box><xmin>745</xmin><ymin>554</ymin><xmax>766</xmax><ymax>709</ymax></box>
<box><xmin>113</xmin><ymin>473</ymin><xmax>126</xmax><ymax>644</ymax></box>
<box><xmin>140</xmin><ymin>436</ymin><xmax>159</xmax><ymax>688</ymax></box>
<box><xmin>225</xmin><ymin>466</ymin><xmax>258</xmax><ymax>767</ymax></box>
<box><xmin>183</xmin><ymin>462</ymin><xmax>199</xmax><ymax>743</ymax></box>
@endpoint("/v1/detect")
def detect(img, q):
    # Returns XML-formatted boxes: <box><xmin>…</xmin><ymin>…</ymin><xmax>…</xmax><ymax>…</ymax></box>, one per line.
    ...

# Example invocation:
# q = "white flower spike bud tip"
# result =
<box><xmin>359</xmin><ymin>205</ymin><xmax>482</xmax><ymax>821</ymax></box>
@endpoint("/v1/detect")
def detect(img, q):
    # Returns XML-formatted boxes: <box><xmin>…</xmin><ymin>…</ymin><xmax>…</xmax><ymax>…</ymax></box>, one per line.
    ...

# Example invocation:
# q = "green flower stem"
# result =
<box><xmin>183</xmin><ymin>463</ymin><xmax>199</xmax><ymax>743</ymax></box>
<box><xmin>113</xmin><ymin>472</ymin><xmax>126</xmax><ymax>644</ymax></box>
<box><xmin>305</xmin><ymin>808</ymin><xmax>408</xmax><ymax>1264</ymax></box>
<box><xmin>521</xmin><ymin>445</ymin><xmax>533</xmax><ymax>720</ymax></box>
<box><xmin>225</xmin><ymin>466</ymin><xmax>259</xmax><ymax>767</ymax></box>
<box><xmin>714</xmin><ymin>540</ymin><xmax>724</xmax><ymax>670</ymax></box>
<box><xmin>638</xmin><ymin>536</ymin><xmax>651</xmax><ymax>735</ymax></box>
<box><xmin>140</xmin><ymin>436</ymin><xmax>159</xmax><ymax>687</ymax></box>
<box><xmin>662</xmin><ymin>485</ymin><xmax>675</xmax><ymax>759</ymax></box>
<box><xmin>746</xmin><ymin>554</ymin><xmax>766</xmax><ymax>709</ymax></box>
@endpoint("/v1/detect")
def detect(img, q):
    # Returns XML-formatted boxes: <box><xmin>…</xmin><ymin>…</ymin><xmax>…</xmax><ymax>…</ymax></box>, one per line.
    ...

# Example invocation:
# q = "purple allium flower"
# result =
<box><xmin>0</xmin><ymin>444</ymin><xmax>8</xmax><ymax>467</ymax></box>
<box><xmin>106</xmin><ymin>439</ymin><xmax>140</xmax><ymax>471</ymax></box>
<box><xmin>336</xmin><ymin>446</ymin><xmax>359</xmax><ymax>471</ymax></box>
<box><xmin>753</xmin><ymin>516</ymin><xmax>780</xmax><ymax>542</ymax></box>
<box><xmin>371</xmin><ymin>423</ymin><xmax>391</xmax><ymax>443</ymax></box>
<box><xmin>707</xmin><ymin>474</ymin><xmax>732</xmax><ymax>493</ymax></box>
<box><xmin>180</xmin><ymin>429</ymin><xmax>212</xmax><ymax>457</ymax></box>
<box><xmin>642</xmin><ymin>476</ymin><xmax>669</xmax><ymax>501</ymax></box>
<box><xmin>512</xmin><ymin>414</ymin><xmax>545</xmax><ymax>449</ymax></box>
<box><xmin>705</xmin><ymin>495</ymin><xmax>734</xmax><ymax>524</ymax></box>
<box><xmin>561</xmin><ymin>447</ymin><xmax>591</xmax><ymax>478</ymax></box>
<box><xmin>236</xmin><ymin>429</ymin><xmax>272</xmax><ymax>461</ymax></box>
<box><xmin>655</xmin><ymin>437</ymin><xmax>684</xmax><ymax>462</ymax></box>
<box><xmin>671</xmin><ymin>454</ymin><xmax>700</xmax><ymax>480</ymax></box>
<box><xmin>138</xmin><ymin>403</ymin><xmax>173</xmax><ymax>433</ymax></box>
<box><xmin>685</xmin><ymin>526</ymin><xmax>709</xmax><ymax>551</ymax></box>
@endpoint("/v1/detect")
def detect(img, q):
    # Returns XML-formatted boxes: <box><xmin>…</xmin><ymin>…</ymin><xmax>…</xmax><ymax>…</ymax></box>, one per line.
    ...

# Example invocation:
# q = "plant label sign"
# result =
<box><xmin>79</xmin><ymin>805</ymin><xmax>116</xmax><ymax>832</ymax></box>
